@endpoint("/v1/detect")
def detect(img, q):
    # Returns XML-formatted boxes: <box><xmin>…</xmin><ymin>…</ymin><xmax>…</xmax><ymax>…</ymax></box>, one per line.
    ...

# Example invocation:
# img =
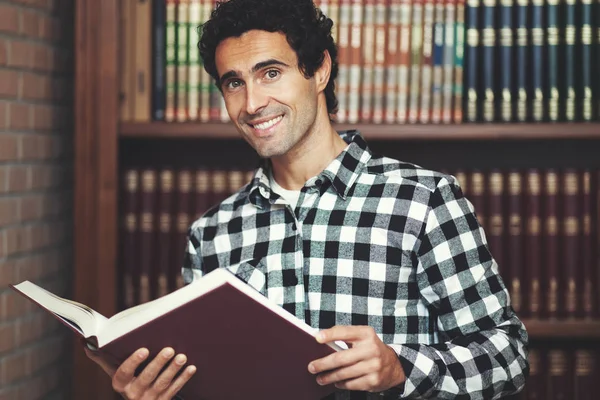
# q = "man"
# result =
<box><xmin>87</xmin><ymin>0</ymin><xmax>529</xmax><ymax>398</ymax></box>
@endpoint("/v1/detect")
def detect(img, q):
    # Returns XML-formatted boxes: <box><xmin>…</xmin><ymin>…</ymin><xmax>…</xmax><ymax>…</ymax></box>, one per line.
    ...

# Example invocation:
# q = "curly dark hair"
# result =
<box><xmin>199</xmin><ymin>0</ymin><xmax>339</xmax><ymax>114</ymax></box>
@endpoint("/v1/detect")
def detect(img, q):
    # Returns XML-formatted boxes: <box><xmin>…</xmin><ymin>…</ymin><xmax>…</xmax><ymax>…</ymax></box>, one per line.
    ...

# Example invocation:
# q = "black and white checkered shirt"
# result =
<box><xmin>182</xmin><ymin>131</ymin><xmax>529</xmax><ymax>399</ymax></box>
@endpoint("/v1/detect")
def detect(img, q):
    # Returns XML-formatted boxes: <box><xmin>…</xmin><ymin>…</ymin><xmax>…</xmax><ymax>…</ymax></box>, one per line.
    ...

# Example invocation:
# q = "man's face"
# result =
<box><xmin>215</xmin><ymin>30</ymin><xmax>320</xmax><ymax>158</ymax></box>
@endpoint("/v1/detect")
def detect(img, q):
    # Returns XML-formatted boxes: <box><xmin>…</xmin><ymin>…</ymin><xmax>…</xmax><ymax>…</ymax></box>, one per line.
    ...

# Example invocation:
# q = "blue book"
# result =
<box><xmin>581</xmin><ymin>0</ymin><xmax>593</xmax><ymax>120</ymax></box>
<box><xmin>465</xmin><ymin>0</ymin><xmax>481</xmax><ymax>122</ymax></box>
<box><xmin>482</xmin><ymin>0</ymin><xmax>496</xmax><ymax>122</ymax></box>
<box><xmin>531</xmin><ymin>0</ymin><xmax>544</xmax><ymax>121</ymax></box>
<box><xmin>515</xmin><ymin>0</ymin><xmax>529</xmax><ymax>121</ymax></box>
<box><xmin>546</xmin><ymin>0</ymin><xmax>559</xmax><ymax>121</ymax></box>
<box><xmin>564</xmin><ymin>0</ymin><xmax>577</xmax><ymax>121</ymax></box>
<box><xmin>500</xmin><ymin>0</ymin><xmax>514</xmax><ymax>121</ymax></box>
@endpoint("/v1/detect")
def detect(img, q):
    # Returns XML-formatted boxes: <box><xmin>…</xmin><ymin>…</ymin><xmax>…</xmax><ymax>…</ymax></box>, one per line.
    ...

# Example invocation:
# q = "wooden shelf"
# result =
<box><xmin>523</xmin><ymin>319</ymin><xmax>600</xmax><ymax>339</ymax></box>
<box><xmin>120</xmin><ymin>121</ymin><xmax>600</xmax><ymax>140</ymax></box>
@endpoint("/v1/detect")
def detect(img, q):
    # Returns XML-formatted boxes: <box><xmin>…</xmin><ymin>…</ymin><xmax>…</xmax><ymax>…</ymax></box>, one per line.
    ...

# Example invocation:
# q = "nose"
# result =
<box><xmin>244</xmin><ymin>82</ymin><xmax>268</xmax><ymax>115</ymax></box>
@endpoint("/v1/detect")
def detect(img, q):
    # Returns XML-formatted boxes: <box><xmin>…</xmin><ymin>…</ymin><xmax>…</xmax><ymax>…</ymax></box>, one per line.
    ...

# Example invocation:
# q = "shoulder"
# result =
<box><xmin>190</xmin><ymin>181</ymin><xmax>254</xmax><ymax>232</ymax></box>
<box><xmin>363</xmin><ymin>155</ymin><xmax>462</xmax><ymax>195</ymax></box>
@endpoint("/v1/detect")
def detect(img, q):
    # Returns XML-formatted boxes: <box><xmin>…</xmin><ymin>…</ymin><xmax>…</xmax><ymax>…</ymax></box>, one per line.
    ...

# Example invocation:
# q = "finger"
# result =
<box><xmin>84</xmin><ymin>347</ymin><xmax>117</xmax><ymax>377</ymax></box>
<box><xmin>316</xmin><ymin>360</ymin><xmax>371</xmax><ymax>386</ymax></box>
<box><xmin>134</xmin><ymin>347</ymin><xmax>176</xmax><ymax>388</ymax></box>
<box><xmin>151</xmin><ymin>353</ymin><xmax>188</xmax><ymax>394</ymax></box>
<box><xmin>316</xmin><ymin>325</ymin><xmax>373</xmax><ymax>344</ymax></box>
<box><xmin>112</xmin><ymin>348</ymin><xmax>150</xmax><ymax>391</ymax></box>
<box><xmin>309</xmin><ymin>346</ymin><xmax>370</xmax><ymax>374</ymax></box>
<box><xmin>159</xmin><ymin>365</ymin><xmax>197</xmax><ymax>400</ymax></box>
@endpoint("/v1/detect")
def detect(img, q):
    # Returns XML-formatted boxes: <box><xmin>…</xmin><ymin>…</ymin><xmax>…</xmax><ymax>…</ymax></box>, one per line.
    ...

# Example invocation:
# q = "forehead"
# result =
<box><xmin>215</xmin><ymin>30</ymin><xmax>297</xmax><ymax>77</ymax></box>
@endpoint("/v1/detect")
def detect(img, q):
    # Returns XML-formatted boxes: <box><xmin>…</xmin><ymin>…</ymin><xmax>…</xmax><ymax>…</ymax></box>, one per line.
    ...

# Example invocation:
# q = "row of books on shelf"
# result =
<box><xmin>118</xmin><ymin>164</ymin><xmax>600</xmax><ymax>322</ymax></box>
<box><xmin>515</xmin><ymin>345</ymin><xmax>598</xmax><ymax>400</ymax></box>
<box><xmin>120</xmin><ymin>0</ymin><xmax>600</xmax><ymax>126</ymax></box>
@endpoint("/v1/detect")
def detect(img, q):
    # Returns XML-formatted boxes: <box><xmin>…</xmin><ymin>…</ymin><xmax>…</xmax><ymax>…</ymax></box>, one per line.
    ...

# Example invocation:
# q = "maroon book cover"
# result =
<box><xmin>506</xmin><ymin>170</ymin><xmax>523</xmax><ymax>316</ymax></box>
<box><xmin>543</xmin><ymin>170</ymin><xmax>560</xmax><ymax>319</ymax></box>
<box><xmin>140</xmin><ymin>168</ymin><xmax>158</xmax><ymax>303</ymax></box>
<box><xmin>580</xmin><ymin>170</ymin><xmax>595</xmax><ymax>319</ymax></box>
<box><xmin>11</xmin><ymin>269</ymin><xmax>342</xmax><ymax>400</ymax></box>
<box><xmin>524</xmin><ymin>170</ymin><xmax>542</xmax><ymax>319</ymax></box>
<box><xmin>574</xmin><ymin>349</ymin><xmax>595</xmax><ymax>400</ymax></box>
<box><xmin>561</xmin><ymin>169</ymin><xmax>580</xmax><ymax>318</ymax></box>
<box><xmin>487</xmin><ymin>170</ymin><xmax>506</xmax><ymax>281</ymax></box>
<box><xmin>157</xmin><ymin>168</ymin><xmax>175</xmax><ymax>298</ymax></box>
<box><xmin>120</xmin><ymin>168</ymin><xmax>140</xmax><ymax>310</ymax></box>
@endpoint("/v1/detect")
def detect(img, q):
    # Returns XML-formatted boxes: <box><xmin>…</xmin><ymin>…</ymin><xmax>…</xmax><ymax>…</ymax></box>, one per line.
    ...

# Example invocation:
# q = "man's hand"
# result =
<box><xmin>85</xmin><ymin>346</ymin><xmax>196</xmax><ymax>399</ymax></box>
<box><xmin>307</xmin><ymin>326</ymin><xmax>405</xmax><ymax>393</ymax></box>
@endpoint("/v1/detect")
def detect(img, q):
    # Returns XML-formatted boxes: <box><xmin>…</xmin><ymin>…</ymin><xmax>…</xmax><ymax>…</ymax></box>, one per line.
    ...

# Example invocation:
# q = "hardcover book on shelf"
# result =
<box><xmin>10</xmin><ymin>268</ymin><xmax>345</xmax><ymax>400</ymax></box>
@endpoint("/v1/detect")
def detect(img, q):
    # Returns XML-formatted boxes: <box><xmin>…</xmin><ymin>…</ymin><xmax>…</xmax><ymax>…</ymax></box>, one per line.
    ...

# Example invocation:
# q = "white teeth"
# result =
<box><xmin>253</xmin><ymin>115</ymin><xmax>282</xmax><ymax>130</ymax></box>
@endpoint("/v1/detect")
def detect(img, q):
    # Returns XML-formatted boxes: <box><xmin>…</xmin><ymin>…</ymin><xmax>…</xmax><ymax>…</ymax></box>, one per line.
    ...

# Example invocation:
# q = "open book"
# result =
<box><xmin>10</xmin><ymin>268</ymin><xmax>346</xmax><ymax>400</ymax></box>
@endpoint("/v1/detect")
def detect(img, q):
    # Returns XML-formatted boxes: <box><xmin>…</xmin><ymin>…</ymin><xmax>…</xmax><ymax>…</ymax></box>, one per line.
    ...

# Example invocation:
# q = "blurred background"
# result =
<box><xmin>1</xmin><ymin>0</ymin><xmax>599</xmax><ymax>399</ymax></box>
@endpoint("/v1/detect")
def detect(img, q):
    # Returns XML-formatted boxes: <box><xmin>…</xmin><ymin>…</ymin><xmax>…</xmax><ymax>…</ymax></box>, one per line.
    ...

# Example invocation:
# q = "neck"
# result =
<box><xmin>270</xmin><ymin>112</ymin><xmax>347</xmax><ymax>191</ymax></box>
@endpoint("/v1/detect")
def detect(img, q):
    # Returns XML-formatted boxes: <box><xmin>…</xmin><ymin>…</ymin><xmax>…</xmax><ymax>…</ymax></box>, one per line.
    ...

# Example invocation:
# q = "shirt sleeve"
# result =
<box><xmin>181</xmin><ymin>227</ymin><xmax>205</xmax><ymax>284</ymax></box>
<box><xmin>390</xmin><ymin>176</ymin><xmax>529</xmax><ymax>399</ymax></box>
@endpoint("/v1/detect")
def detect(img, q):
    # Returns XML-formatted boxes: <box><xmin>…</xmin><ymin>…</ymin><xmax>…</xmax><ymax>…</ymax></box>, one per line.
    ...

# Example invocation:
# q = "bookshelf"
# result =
<box><xmin>121</xmin><ymin>121</ymin><xmax>600</xmax><ymax>140</ymax></box>
<box><xmin>74</xmin><ymin>0</ymin><xmax>600</xmax><ymax>399</ymax></box>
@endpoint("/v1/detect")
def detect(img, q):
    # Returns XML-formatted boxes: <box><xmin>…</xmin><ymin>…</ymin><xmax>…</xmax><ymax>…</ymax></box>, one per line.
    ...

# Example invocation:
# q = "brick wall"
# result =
<box><xmin>0</xmin><ymin>0</ymin><xmax>74</xmax><ymax>399</ymax></box>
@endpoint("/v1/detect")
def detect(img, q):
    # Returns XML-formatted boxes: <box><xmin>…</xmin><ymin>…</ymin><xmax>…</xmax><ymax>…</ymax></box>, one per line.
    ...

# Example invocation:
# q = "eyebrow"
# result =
<box><xmin>219</xmin><ymin>59</ymin><xmax>290</xmax><ymax>84</ymax></box>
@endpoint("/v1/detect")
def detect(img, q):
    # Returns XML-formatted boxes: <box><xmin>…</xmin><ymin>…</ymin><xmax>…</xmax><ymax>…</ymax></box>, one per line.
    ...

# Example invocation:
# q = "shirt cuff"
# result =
<box><xmin>388</xmin><ymin>344</ymin><xmax>440</xmax><ymax>398</ymax></box>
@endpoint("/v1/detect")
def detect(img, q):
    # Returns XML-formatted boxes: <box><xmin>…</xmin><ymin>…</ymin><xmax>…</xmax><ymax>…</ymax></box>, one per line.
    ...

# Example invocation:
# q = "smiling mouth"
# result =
<box><xmin>249</xmin><ymin>115</ymin><xmax>283</xmax><ymax>130</ymax></box>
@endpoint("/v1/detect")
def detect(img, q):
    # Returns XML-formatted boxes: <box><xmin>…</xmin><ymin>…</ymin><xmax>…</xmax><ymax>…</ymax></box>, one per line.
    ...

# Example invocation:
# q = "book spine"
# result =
<box><xmin>419</xmin><ymin>0</ymin><xmax>435</xmax><ymax>123</ymax></box>
<box><xmin>176</xmin><ymin>0</ymin><xmax>190</xmax><ymax>122</ymax></box>
<box><xmin>187</xmin><ymin>0</ymin><xmax>201</xmax><ymax>121</ymax></box>
<box><xmin>531</xmin><ymin>0</ymin><xmax>544</xmax><ymax>121</ymax></box>
<box><xmin>157</xmin><ymin>169</ymin><xmax>175</xmax><ymax>297</ymax></box>
<box><xmin>121</xmin><ymin>168</ymin><xmax>140</xmax><ymax>309</ymax></box>
<box><xmin>547</xmin><ymin>350</ymin><xmax>569</xmax><ymax>400</ymax></box>
<box><xmin>194</xmin><ymin>168</ymin><xmax>211</xmax><ymax>220</ymax></box>
<box><xmin>174</xmin><ymin>169</ymin><xmax>193</xmax><ymax>290</ymax></box>
<box><xmin>360</xmin><ymin>0</ymin><xmax>375</xmax><ymax>123</ymax></box>
<box><xmin>134</xmin><ymin>0</ymin><xmax>152</xmax><ymax>122</ymax></box>
<box><xmin>453</xmin><ymin>0</ymin><xmax>465</xmax><ymax>123</ymax></box>
<box><xmin>499</xmin><ymin>0</ymin><xmax>513</xmax><ymax>121</ymax></box>
<box><xmin>581</xmin><ymin>0</ymin><xmax>593</xmax><ymax>121</ymax></box>
<box><xmin>547</xmin><ymin>0</ymin><xmax>559</xmax><ymax>121</ymax></box>
<box><xmin>152</xmin><ymin>0</ymin><xmax>167</xmax><ymax>121</ymax></box>
<box><xmin>348</xmin><ymin>0</ymin><xmax>363</xmax><ymax>123</ymax></box>
<box><xmin>515</xmin><ymin>0</ymin><xmax>528</xmax><ymax>122</ymax></box>
<box><xmin>574</xmin><ymin>349</ymin><xmax>595</xmax><ymax>400</ymax></box>
<box><xmin>487</xmin><ymin>171</ymin><xmax>505</xmax><ymax>279</ymax></box>
<box><xmin>564</xmin><ymin>0</ymin><xmax>577</xmax><ymax>121</ymax></box>
<box><xmin>140</xmin><ymin>169</ymin><xmax>157</xmax><ymax>302</ymax></box>
<box><xmin>465</xmin><ymin>0</ymin><xmax>480</xmax><ymax>122</ymax></box>
<box><xmin>525</xmin><ymin>169</ymin><xmax>542</xmax><ymax>318</ymax></box>
<box><xmin>442</xmin><ymin>0</ymin><xmax>456</xmax><ymax>123</ymax></box>
<box><xmin>165</xmin><ymin>0</ymin><xmax>178</xmax><ymax>122</ymax></box>
<box><xmin>507</xmin><ymin>171</ymin><xmax>523</xmax><ymax>315</ymax></box>
<box><xmin>522</xmin><ymin>348</ymin><xmax>544</xmax><ymax>399</ymax></box>
<box><xmin>336</xmin><ymin>0</ymin><xmax>351</xmax><ymax>122</ymax></box>
<box><xmin>470</xmin><ymin>170</ymin><xmax>487</xmax><ymax>230</ymax></box>
<box><xmin>544</xmin><ymin>170</ymin><xmax>560</xmax><ymax>319</ymax></box>
<box><xmin>385</xmin><ymin>0</ymin><xmax>401</xmax><ymax>123</ymax></box>
<box><xmin>481</xmin><ymin>0</ymin><xmax>496</xmax><ymax>122</ymax></box>
<box><xmin>431</xmin><ymin>0</ymin><xmax>445</xmax><ymax>123</ymax></box>
<box><xmin>562</xmin><ymin>169</ymin><xmax>580</xmax><ymax>318</ymax></box>
<box><xmin>581</xmin><ymin>170</ymin><xmax>595</xmax><ymax>318</ymax></box>
<box><xmin>397</xmin><ymin>0</ymin><xmax>412</xmax><ymax>123</ymax></box>
<box><xmin>120</xmin><ymin>0</ymin><xmax>135</xmax><ymax>121</ymax></box>
<box><xmin>199</xmin><ymin>0</ymin><xmax>212</xmax><ymax>122</ymax></box>
<box><xmin>408</xmin><ymin>0</ymin><xmax>424</xmax><ymax>123</ymax></box>
<box><xmin>373</xmin><ymin>0</ymin><xmax>387</xmax><ymax>123</ymax></box>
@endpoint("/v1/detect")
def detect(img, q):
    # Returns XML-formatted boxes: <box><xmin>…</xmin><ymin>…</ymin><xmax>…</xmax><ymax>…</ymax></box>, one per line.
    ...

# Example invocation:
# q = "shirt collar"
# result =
<box><xmin>247</xmin><ymin>130</ymin><xmax>372</xmax><ymax>206</ymax></box>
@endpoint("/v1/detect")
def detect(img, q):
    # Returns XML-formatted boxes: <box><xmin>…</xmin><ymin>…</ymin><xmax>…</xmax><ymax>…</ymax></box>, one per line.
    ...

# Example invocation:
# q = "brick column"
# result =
<box><xmin>0</xmin><ymin>0</ymin><xmax>74</xmax><ymax>398</ymax></box>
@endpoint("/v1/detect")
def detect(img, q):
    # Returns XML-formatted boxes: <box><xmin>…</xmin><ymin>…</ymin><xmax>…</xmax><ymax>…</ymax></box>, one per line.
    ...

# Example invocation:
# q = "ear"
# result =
<box><xmin>315</xmin><ymin>50</ymin><xmax>332</xmax><ymax>93</ymax></box>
